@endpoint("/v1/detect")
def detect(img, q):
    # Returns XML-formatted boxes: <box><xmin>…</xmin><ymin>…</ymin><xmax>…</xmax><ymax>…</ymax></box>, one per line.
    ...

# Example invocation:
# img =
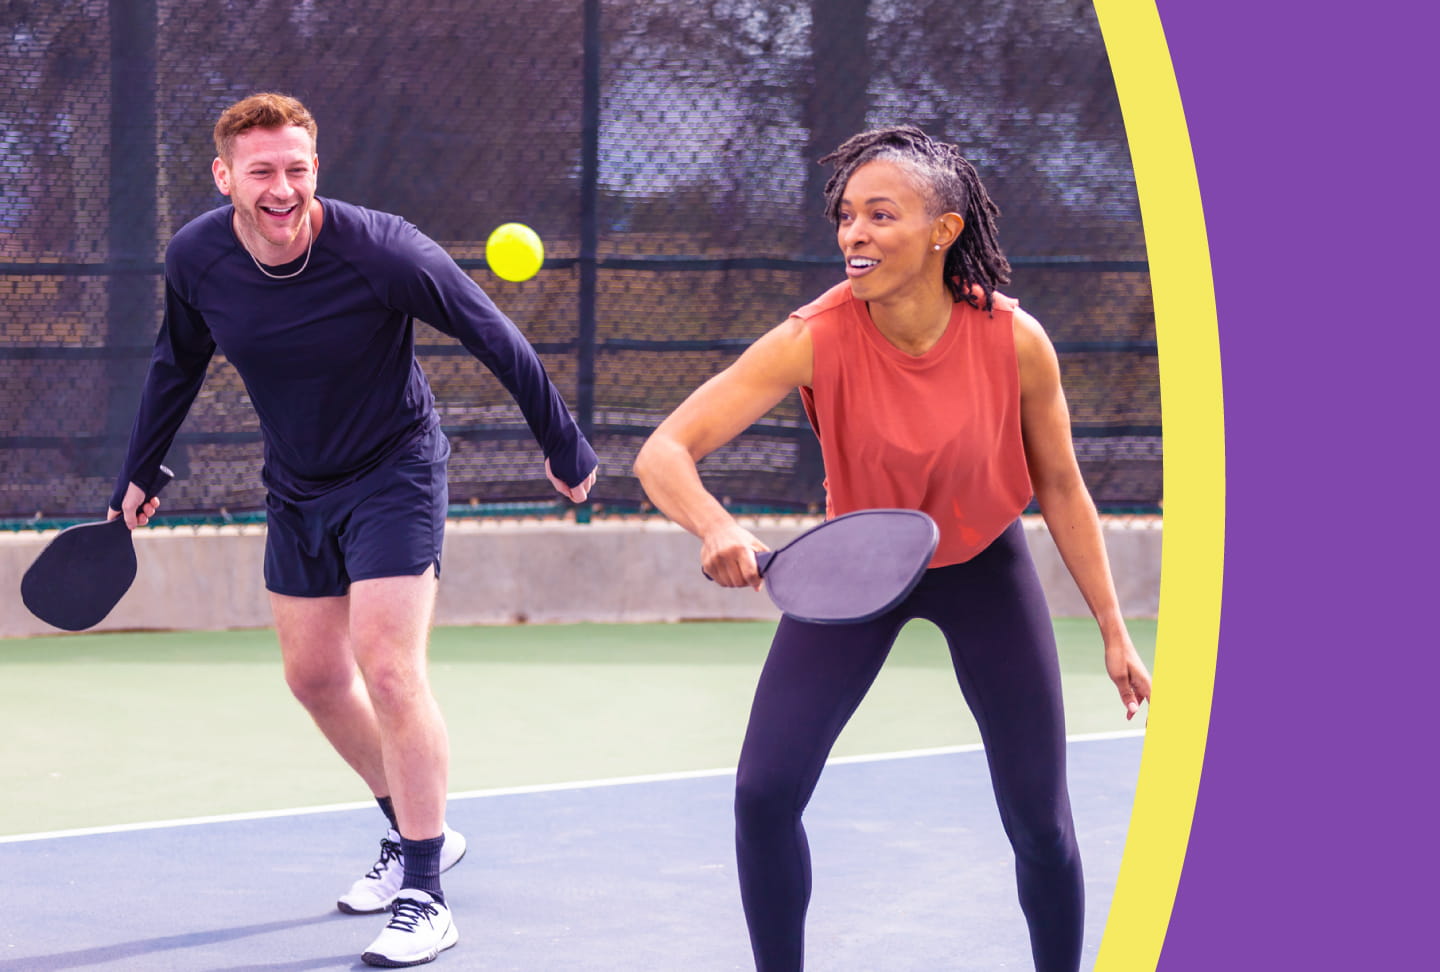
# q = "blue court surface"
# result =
<box><xmin>1</xmin><ymin>734</ymin><xmax>1141</xmax><ymax>971</ymax></box>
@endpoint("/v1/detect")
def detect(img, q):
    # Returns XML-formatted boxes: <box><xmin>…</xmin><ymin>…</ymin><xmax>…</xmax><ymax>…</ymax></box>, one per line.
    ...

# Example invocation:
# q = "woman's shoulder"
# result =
<box><xmin>1006</xmin><ymin>299</ymin><xmax>1059</xmax><ymax>383</ymax></box>
<box><xmin>989</xmin><ymin>289</ymin><xmax>1020</xmax><ymax>314</ymax></box>
<box><xmin>789</xmin><ymin>282</ymin><xmax>861</xmax><ymax>358</ymax></box>
<box><xmin>954</xmin><ymin>283</ymin><xmax>1019</xmax><ymax>317</ymax></box>
<box><xmin>791</xmin><ymin>280</ymin><xmax>857</xmax><ymax>322</ymax></box>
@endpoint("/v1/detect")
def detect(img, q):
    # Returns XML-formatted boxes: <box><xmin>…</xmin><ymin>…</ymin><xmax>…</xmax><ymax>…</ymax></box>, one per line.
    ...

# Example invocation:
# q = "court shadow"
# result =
<box><xmin>207</xmin><ymin>960</ymin><xmax>366</xmax><ymax>972</ymax></box>
<box><xmin>0</xmin><ymin>912</ymin><xmax>345</xmax><ymax>971</ymax></box>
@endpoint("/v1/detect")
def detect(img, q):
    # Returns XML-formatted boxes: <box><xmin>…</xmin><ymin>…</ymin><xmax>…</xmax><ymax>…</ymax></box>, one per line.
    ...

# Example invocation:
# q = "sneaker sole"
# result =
<box><xmin>360</xmin><ymin>921</ymin><xmax>459</xmax><ymax>967</ymax></box>
<box><xmin>338</xmin><ymin>898</ymin><xmax>389</xmax><ymax>916</ymax></box>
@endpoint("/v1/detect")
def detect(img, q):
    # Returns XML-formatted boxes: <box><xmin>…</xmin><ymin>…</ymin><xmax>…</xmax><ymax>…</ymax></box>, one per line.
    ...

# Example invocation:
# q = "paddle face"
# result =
<box><xmin>19</xmin><ymin>466</ymin><xmax>173</xmax><ymax>632</ymax></box>
<box><xmin>758</xmin><ymin>508</ymin><xmax>939</xmax><ymax>624</ymax></box>
<box><xmin>21</xmin><ymin>519</ymin><xmax>140</xmax><ymax>631</ymax></box>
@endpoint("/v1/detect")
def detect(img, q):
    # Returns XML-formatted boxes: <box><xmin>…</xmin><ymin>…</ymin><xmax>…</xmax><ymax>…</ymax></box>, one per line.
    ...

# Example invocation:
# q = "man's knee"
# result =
<box><xmin>283</xmin><ymin>654</ymin><xmax>359</xmax><ymax>712</ymax></box>
<box><xmin>352</xmin><ymin>649</ymin><xmax>429</xmax><ymax>715</ymax></box>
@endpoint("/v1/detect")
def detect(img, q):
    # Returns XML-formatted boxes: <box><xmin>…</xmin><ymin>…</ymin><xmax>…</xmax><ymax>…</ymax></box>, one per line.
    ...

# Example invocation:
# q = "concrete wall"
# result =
<box><xmin>1</xmin><ymin>516</ymin><xmax>1160</xmax><ymax>638</ymax></box>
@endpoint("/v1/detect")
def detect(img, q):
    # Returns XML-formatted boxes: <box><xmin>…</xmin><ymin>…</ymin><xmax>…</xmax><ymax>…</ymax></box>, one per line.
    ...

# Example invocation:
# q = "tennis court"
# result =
<box><xmin>1</xmin><ymin>619</ymin><xmax>1149</xmax><ymax>969</ymax></box>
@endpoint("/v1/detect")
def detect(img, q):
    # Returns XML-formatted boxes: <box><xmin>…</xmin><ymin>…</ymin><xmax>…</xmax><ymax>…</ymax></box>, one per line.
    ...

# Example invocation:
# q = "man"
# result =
<box><xmin>110</xmin><ymin>92</ymin><xmax>597</xmax><ymax>967</ymax></box>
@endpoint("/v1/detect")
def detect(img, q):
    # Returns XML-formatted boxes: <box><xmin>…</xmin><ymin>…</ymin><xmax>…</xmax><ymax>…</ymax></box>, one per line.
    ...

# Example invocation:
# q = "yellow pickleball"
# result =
<box><xmin>485</xmin><ymin>222</ymin><xmax>545</xmax><ymax>282</ymax></box>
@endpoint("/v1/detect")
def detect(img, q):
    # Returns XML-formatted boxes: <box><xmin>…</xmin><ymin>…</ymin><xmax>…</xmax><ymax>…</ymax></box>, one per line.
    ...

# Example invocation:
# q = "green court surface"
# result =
<box><xmin>0</xmin><ymin>618</ymin><xmax>1154</xmax><ymax>837</ymax></box>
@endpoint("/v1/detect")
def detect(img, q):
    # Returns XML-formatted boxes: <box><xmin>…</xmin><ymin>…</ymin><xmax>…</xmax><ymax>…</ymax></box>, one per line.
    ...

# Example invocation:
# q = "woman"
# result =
<box><xmin>633</xmin><ymin>125</ymin><xmax>1151</xmax><ymax>971</ymax></box>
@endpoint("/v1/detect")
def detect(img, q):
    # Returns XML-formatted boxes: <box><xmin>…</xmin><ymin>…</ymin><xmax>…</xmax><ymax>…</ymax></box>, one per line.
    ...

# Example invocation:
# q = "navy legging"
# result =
<box><xmin>734</xmin><ymin>519</ymin><xmax>1082</xmax><ymax>971</ymax></box>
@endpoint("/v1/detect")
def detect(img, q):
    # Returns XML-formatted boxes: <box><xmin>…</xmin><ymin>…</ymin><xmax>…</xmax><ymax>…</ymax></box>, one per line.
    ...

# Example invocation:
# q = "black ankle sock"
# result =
<box><xmin>376</xmin><ymin>796</ymin><xmax>398</xmax><ymax>832</ymax></box>
<box><xmin>399</xmin><ymin>834</ymin><xmax>445</xmax><ymax>902</ymax></box>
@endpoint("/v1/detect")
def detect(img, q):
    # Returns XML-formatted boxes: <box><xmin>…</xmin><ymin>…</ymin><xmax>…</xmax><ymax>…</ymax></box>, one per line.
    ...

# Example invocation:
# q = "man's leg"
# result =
<box><xmin>273</xmin><ymin>591</ymin><xmax>401</xmax><ymax>917</ymax></box>
<box><xmin>346</xmin><ymin>567</ymin><xmax>448</xmax><ymax>843</ymax></box>
<box><xmin>347</xmin><ymin>567</ymin><xmax>459</xmax><ymax>967</ymax></box>
<box><xmin>272</xmin><ymin>584</ymin><xmax>465</xmax><ymax>920</ymax></box>
<box><xmin>271</xmin><ymin>591</ymin><xmax>389</xmax><ymax>796</ymax></box>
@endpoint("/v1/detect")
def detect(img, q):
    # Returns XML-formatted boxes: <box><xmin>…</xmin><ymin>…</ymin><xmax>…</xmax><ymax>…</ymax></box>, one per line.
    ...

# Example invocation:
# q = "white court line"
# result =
<box><xmin>0</xmin><ymin>729</ymin><xmax>1144</xmax><ymax>845</ymax></box>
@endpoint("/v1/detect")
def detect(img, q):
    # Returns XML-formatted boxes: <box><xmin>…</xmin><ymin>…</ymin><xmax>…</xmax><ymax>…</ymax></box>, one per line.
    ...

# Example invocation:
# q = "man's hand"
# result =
<box><xmin>546</xmin><ymin>458</ymin><xmax>596</xmax><ymax>503</ymax></box>
<box><xmin>106</xmin><ymin>482</ymin><xmax>160</xmax><ymax>529</ymax></box>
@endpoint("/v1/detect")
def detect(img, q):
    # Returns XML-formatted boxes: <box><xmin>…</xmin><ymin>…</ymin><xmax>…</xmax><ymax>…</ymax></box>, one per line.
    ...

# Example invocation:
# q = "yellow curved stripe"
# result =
<box><xmin>1090</xmin><ymin>2</ymin><xmax>1224</xmax><ymax>969</ymax></box>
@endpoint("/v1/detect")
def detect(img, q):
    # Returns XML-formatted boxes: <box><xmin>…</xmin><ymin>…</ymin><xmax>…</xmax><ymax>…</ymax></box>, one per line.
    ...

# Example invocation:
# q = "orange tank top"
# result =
<box><xmin>797</xmin><ymin>282</ymin><xmax>1033</xmax><ymax>566</ymax></box>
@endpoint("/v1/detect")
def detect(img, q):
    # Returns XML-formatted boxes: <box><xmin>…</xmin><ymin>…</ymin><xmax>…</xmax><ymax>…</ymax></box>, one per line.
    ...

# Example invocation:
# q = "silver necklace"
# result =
<box><xmin>248</xmin><ymin>211</ymin><xmax>314</xmax><ymax>280</ymax></box>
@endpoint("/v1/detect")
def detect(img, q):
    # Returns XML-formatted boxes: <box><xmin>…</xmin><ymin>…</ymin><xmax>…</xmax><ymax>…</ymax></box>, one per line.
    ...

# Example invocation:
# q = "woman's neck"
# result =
<box><xmin>865</xmin><ymin>282</ymin><xmax>955</xmax><ymax>357</ymax></box>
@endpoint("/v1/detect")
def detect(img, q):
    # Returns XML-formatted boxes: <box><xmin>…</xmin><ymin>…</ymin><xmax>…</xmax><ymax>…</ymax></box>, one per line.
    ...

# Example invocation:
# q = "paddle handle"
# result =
<box><xmin>701</xmin><ymin>548</ymin><xmax>775</xmax><ymax>582</ymax></box>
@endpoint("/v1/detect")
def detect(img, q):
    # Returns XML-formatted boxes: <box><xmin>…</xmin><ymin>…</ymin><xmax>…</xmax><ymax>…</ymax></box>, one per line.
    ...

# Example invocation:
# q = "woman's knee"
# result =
<box><xmin>734</xmin><ymin>764</ymin><xmax>805</xmax><ymax>836</ymax></box>
<box><xmin>1007</xmin><ymin>810</ymin><xmax>1079</xmax><ymax>868</ymax></box>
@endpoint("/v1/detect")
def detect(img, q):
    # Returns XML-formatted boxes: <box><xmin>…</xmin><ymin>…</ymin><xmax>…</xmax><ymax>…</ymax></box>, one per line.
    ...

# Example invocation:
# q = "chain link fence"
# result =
<box><xmin>1</xmin><ymin>0</ymin><xmax>1158</xmax><ymax>526</ymax></box>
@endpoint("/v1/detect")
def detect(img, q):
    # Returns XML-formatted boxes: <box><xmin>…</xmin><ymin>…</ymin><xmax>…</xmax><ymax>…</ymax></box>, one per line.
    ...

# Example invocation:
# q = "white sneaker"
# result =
<box><xmin>337</xmin><ymin>825</ymin><xmax>468</xmax><ymax>915</ymax></box>
<box><xmin>360</xmin><ymin>889</ymin><xmax>458</xmax><ymax>967</ymax></box>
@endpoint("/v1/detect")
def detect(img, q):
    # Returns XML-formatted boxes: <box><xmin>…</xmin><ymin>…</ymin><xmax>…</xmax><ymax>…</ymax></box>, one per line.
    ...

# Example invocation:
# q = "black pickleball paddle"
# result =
<box><xmin>20</xmin><ymin>467</ymin><xmax>174</xmax><ymax>631</ymax></box>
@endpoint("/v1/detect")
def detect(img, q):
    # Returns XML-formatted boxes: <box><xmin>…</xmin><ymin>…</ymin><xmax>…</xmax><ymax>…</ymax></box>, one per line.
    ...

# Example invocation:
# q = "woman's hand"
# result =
<box><xmin>1105</xmin><ymin>634</ymin><xmax>1152</xmax><ymax>720</ymax></box>
<box><xmin>699</xmin><ymin>521</ymin><xmax>770</xmax><ymax>590</ymax></box>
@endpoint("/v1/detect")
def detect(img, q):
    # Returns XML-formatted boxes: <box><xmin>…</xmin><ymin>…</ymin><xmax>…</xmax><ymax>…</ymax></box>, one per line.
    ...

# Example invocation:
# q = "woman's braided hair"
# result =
<box><xmin>820</xmin><ymin>125</ymin><xmax>1010</xmax><ymax>310</ymax></box>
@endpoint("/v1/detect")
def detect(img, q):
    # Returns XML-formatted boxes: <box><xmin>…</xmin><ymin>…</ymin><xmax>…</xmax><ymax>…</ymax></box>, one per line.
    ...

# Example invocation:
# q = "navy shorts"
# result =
<box><xmin>263</xmin><ymin>431</ymin><xmax>450</xmax><ymax>598</ymax></box>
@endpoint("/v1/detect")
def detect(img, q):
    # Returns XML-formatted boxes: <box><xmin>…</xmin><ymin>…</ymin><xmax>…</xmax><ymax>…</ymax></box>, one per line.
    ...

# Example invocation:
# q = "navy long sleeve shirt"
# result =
<box><xmin>111</xmin><ymin>198</ymin><xmax>594</xmax><ymax>509</ymax></box>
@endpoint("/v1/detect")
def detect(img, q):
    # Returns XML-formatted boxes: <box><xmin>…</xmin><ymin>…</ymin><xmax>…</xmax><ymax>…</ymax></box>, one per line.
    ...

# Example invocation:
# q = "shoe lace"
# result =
<box><xmin>385</xmin><ymin>896</ymin><xmax>439</xmax><ymax>931</ymax></box>
<box><xmin>365</xmin><ymin>837</ymin><xmax>403</xmax><ymax>880</ymax></box>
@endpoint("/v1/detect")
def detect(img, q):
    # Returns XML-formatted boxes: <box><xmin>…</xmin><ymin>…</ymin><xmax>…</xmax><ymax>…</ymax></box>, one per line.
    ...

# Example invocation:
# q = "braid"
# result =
<box><xmin>819</xmin><ymin>125</ymin><xmax>1011</xmax><ymax>310</ymax></box>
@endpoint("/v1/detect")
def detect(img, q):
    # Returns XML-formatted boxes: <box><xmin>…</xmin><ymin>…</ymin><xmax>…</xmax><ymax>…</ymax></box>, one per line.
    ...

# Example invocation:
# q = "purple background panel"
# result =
<box><xmin>1154</xmin><ymin>1</ymin><xmax>1435</xmax><ymax>968</ymax></box>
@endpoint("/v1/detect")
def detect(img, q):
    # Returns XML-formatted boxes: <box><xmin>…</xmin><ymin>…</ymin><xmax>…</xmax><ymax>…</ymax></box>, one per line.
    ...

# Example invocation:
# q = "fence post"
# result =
<box><xmin>101</xmin><ymin>0</ymin><xmax>160</xmax><ymax>480</ymax></box>
<box><xmin>576</xmin><ymin>0</ymin><xmax>601</xmax><ymax>524</ymax></box>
